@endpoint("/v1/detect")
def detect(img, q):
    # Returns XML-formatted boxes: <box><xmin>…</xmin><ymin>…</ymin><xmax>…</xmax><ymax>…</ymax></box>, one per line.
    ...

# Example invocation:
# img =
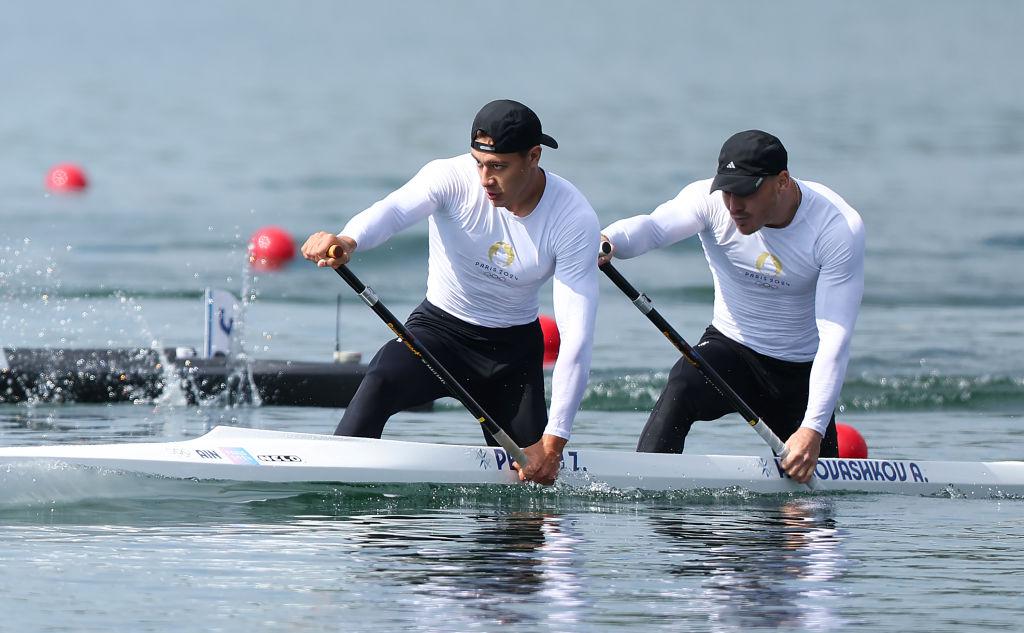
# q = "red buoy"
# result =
<box><xmin>46</xmin><ymin>163</ymin><xmax>88</xmax><ymax>192</ymax></box>
<box><xmin>836</xmin><ymin>422</ymin><xmax>868</xmax><ymax>459</ymax></box>
<box><xmin>539</xmin><ymin>314</ymin><xmax>560</xmax><ymax>365</ymax></box>
<box><xmin>249</xmin><ymin>226</ymin><xmax>296</xmax><ymax>270</ymax></box>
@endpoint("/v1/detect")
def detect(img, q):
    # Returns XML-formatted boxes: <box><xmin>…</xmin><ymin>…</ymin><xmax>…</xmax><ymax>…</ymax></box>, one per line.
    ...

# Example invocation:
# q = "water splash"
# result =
<box><xmin>112</xmin><ymin>291</ymin><xmax>188</xmax><ymax>408</ymax></box>
<box><xmin>192</xmin><ymin>257</ymin><xmax>263</xmax><ymax>408</ymax></box>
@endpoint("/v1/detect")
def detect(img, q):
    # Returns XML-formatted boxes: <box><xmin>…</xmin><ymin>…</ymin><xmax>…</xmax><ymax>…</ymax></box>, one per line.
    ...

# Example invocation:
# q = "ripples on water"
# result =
<box><xmin>0</xmin><ymin>479</ymin><xmax>852</xmax><ymax>629</ymax></box>
<box><xmin>3</xmin><ymin>482</ymin><xmax>1021</xmax><ymax>632</ymax></box>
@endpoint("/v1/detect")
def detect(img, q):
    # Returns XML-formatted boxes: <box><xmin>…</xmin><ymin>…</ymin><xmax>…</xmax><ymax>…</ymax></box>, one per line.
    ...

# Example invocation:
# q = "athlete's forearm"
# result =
<box><xmin>804</xmin><ymin>223</ymin><xmax>864</xmax><ymax>433</ymax></box>
<box><xmin>801</xmin><ymin>319</ymin><xmax>853</xmax><ymax>435</ymax></box>
<box><xmin>545</xmin><ymin>274</ymin><xmax>598</xmax><ymax>440</ymax></box>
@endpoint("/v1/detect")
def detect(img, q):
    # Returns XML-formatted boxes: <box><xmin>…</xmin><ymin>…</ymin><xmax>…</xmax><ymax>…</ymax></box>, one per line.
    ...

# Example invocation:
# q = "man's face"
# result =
<box><xmin>721</xmin><ymin>173</ymin><xmax>787</xmax><ymax>235</ymax></box>
<box><xmin>470</xmin><ymin>138</ymin><xmax>540</xmax><ymax>209</ymax></box>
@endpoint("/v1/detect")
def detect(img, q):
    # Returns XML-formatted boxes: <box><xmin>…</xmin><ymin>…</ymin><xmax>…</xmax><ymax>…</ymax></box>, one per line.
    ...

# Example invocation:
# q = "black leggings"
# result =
<box><xmin>335</xmin><ymin>300</ymin><xmax>548</xmax><ymax>447</ymax></box>
<box><xmin>637</xmin><ymin>325</ymin><xmax>839</xmax><ymax>457</ymax></box>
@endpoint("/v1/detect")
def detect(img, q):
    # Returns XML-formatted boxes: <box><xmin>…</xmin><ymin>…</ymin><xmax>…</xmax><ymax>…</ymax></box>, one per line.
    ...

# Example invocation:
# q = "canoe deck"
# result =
<box><xmin>2</xmin><ymin>426</ymin><xmax>1022</xmax><ymax>498</ymax></box>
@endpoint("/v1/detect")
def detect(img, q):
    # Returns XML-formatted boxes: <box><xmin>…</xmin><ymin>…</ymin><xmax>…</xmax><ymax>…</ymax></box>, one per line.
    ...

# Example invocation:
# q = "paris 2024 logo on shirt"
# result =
<box><xmin>488</xmin><ymin>241</ymin><xmax>516</xmax><ymax>267</ymax></box>
<box><xmin>755</xmin><ymin>251</ymin><xmax>783</xmax><ymax>275</ymax></box>
<box><xmin>474</xmin><ymin>241</ymin><xmax>520</xmax><ymax>282</ymax></box>
<box><xmin>744</xmin><ymin>250</ymin><xmax>791</xmax><ymax>290</ymax></box>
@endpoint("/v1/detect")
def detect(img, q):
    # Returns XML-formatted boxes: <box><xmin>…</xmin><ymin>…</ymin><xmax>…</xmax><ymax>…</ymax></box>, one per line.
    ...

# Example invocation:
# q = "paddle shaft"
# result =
<box><xmin>326</xmin><ymin>246</ymin><xmax>529</xmax><ymax>467</ymax></box>
<box><xmin>598</xmin><ymin>244</ymin><xmax>791</xmax><ymax>460</ymax></box>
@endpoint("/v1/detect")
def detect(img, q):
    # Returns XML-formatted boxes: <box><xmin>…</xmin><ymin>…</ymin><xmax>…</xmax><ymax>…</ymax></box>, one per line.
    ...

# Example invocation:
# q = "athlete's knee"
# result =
<box><xmin>356</xmin><ymin>369</ymin><xmax>397</xmax><ymax>397</ymax></box>
<box><xmin>335</xmin><ymin>372</ymin><xmax>403</xmax><ymax>437</ymax></box>
<box><xmin>334</xmin><ymin>391</ymin><xmax>386</xmax><ymax>436</ymax></box>
<box><xmin>636</xmin><ymin>426</ymin><xmax>687</xmax><ymax>453</ymax></box>
<box><xmin>636</xmin><ymin>410</ymin><xmax>695</xmax><ymax>453</ymax></box>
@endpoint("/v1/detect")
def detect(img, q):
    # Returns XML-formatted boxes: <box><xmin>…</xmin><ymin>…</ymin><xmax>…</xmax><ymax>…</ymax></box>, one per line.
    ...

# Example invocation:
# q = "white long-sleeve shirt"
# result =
<box><xmin>602</xmin><ymin>178</ymin><xmax>865</xmax><ymax>436</ymax></box>
<box><xmin>340</xmin><ymin>153</ymin><xmax>600</xmax><ymax>440</ymax></box>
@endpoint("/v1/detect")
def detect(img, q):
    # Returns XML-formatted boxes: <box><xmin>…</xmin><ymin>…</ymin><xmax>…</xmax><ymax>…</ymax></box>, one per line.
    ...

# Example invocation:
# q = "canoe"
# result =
<box><xmin>1</xmin><ymin>426</ymin><xmax>1021</xmax><ymax>498</ymax></box>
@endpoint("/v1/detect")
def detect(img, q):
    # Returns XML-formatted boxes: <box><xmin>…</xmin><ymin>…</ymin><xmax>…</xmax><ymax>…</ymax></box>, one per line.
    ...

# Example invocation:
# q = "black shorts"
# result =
<box><xmin>637</xmin><ymin>325</ymin><xmax>839</xmax><ymax>457</ymax></box>
<box><xmin>335</xmin><ymin>300</ymin><xmax>548</xmax><ymax>447</ymax></box>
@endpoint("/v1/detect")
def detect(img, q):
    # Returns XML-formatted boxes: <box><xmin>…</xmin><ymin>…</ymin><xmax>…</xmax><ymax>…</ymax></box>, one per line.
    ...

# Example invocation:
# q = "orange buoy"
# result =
<box><xmin>249</xmin><ymin>226</ymin><xmax>296</xmax><ymax>270</ymax></box>
<box><xmin>836</xmin><ymin>422</ymin><xmax>868</xmax><ymax>459</ymax></box>
<box><xmin>539</xmin><ymin>314</ymin><xmax>560</xmax><ymax>365</ymax></box>
<box><xmin>46</xmin><ymin>163</ymin><xmax>88</xmax><ymax>192</ymax></box>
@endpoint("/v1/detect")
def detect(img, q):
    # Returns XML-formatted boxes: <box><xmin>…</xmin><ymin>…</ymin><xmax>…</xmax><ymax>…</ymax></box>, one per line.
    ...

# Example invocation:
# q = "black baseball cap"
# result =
<box><xmin>470</xmin><ymin>99</ymin><xmax>558</xmax><ymax>153</ymax></box>
<box><xmin>709</xmin><ymin>130</ymin><xmax>788</xmax><ymax>197</ymax></box>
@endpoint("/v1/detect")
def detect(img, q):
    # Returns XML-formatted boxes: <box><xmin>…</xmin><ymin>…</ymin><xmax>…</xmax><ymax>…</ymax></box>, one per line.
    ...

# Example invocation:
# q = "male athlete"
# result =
<box><xmin>302</xmin><ymin>99</ymin><xmax>600</xmax><ymax>486</ymax></box>
<box><xmin>600</xmin><ymin>130</ymin><xmax>864</xmax><ymax>483</ymax></box>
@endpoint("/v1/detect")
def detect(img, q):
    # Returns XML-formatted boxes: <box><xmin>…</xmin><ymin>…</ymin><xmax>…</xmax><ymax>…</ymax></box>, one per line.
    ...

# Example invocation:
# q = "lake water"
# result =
<box><xmin>2</xmin><ymin>1</ymin><xmax>1023</xmax><ymax>631</ymax></box>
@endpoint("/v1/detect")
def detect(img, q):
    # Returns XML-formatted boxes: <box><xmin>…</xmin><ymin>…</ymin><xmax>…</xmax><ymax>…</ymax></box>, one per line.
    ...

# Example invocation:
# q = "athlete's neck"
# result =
<box><xmin>767</xmin><ymin>179</ymin><xmax>801</xmax><ymax>229</ymax></box>
<box><xmin>506</xmin><ymin>169</ymin><xmax>546</xmax><ymax>218</ymax></box>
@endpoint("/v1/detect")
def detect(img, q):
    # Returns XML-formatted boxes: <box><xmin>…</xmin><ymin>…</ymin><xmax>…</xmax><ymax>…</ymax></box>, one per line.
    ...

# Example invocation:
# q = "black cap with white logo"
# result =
<box><xmin>471</xmin><ymin>99</ymin><xmax>558</xmax><ymax>154</ymax></box>
<box><xmin>710</xmin><ymin>130</ymin><xmax>788</xmax><ymax>197</ymax></box>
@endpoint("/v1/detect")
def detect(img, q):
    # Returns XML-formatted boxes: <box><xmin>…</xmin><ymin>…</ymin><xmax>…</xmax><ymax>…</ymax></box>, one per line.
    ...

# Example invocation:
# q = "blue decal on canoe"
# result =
<box><xmin>219</xmin><ymin>447</ymin><xmax>259</xmax><ymax>465</ymax></box>
<box><xmin>477</xmin><ymin>448</ymin><xmax>490</xmax><ymax>470</ymax></box>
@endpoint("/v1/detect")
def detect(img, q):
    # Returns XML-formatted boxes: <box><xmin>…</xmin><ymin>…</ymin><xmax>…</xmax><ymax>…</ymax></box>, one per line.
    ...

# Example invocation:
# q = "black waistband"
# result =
<box><xmin>412</xmin><ymin>300</ymin><xmax>540</xmax><ymax>339</ymax></box>
<box><xmin>704</xmin><ymin>325</ymin><xmax>813</xmax><ymax>372</ymax></box>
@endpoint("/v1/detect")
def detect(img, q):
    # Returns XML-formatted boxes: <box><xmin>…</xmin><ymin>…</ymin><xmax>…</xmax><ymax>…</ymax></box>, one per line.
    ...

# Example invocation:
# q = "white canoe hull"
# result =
<box><xmin>1</xmin><ymin>426</ymin><xmax>1022</xmax><ymax>498</ymax></box>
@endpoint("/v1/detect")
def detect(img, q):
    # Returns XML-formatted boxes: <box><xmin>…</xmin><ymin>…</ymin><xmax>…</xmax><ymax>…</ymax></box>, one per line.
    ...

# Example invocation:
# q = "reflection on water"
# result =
<box><xmin>9</xmin><ymin>475</ymin><xmax>992</xmax><ymax>633</ymax></box>
<box><xmin>300</xmin><ymin>498</ymin><xmax>849</xmax><ymax>630</ymax></box>
<box><xmin>649</xmin><ymin>499</ymin><xmax>848</xmax><ymax>630</ymax></box>
<box><xmin>325</xmin><ymin>511</ymin><xmax>588</xmax><ymax>627</ymax></box>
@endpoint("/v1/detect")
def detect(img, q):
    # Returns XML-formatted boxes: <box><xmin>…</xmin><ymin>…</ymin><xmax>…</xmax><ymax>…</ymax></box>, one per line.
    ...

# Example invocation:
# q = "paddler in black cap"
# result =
<box><xmin>302</xmin><ymin>100</ymin><xmax>600</xmax><ymax>486</ymax></box>
<box><xmin>600</xmin><ymin>130</ymin><xmax>865</xmax><ymax>484</ymax></box>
